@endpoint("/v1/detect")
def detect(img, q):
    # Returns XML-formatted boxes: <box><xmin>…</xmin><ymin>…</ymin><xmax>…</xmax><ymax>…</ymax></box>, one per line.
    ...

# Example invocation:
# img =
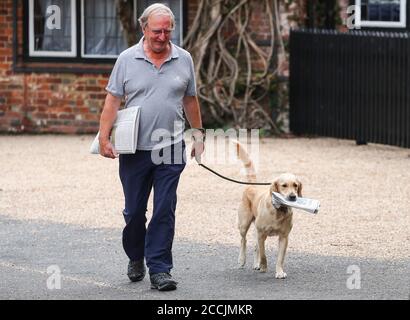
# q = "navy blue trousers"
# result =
<box><xmin>119</xmin><ymin>143</ymin><xmax>186</xmax><ymax>275</ymax></box>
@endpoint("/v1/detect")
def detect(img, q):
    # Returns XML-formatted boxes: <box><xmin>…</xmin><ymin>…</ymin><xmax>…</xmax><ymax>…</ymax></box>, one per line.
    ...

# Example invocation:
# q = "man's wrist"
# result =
<box><xmin>99</xmin><ymin>127</ymin><xmax>113</xmax><ymax>142</ymax></box>
<box><xmin>192</xmin><ymin>128</ymin><xmax>206</xmax><ymax>142</ymax></box>
<box><xmin>98</xmin><ymin>134</ymin><xmax>111</xmax><ymax>144</ymax></box>
<box><xmin>99</xmin><ymin>134</ymin><xmax>109</xmax><ymax>140</ymax></box>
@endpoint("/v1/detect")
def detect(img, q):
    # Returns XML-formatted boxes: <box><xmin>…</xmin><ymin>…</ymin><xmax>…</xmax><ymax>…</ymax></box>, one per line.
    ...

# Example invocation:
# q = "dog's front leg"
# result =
<box><xmin>238</xmin><ymin>234</ymin><xmax>247</xmax><ymax>267</ymax></box>
<box><xmin>275</xmin><ymin>235</ymin><xmax>288</xmax><ymax>279</ymax></box>
<box><xmin>253</xmin><ymin>241</ymin><xmax>260</xmax><ymax>270</ymax></box>
<box><xmin>256</xmin><ymin>233</ymin><xmax>268</xmax><ymax>272</ymax></box>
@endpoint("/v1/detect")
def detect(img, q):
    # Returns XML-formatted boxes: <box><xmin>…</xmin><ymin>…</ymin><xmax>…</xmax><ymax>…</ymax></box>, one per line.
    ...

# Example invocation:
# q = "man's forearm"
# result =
<box><xmin>183</xmin><ymin>96</ymin><xmax>202</xmax><ymax>129</ymax></box>
<box><xmin>99</xmin><ymin>93</ymin><xmax>121</xmax><ymax>141</ymax></box>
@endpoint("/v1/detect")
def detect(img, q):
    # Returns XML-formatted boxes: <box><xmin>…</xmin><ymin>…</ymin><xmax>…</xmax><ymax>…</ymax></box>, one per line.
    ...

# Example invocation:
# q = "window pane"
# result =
<box><xmin>363</xmin><ymin>0</ymin><xmax>402</xmax><ymax>22</ymax></box>
<box><xmin>84</xmin><ymin>0</ymin><xmax>128</xmax><ymax>56</ymax></box>
<box><xmin>33</xmin><ymin>0</ymin><xmax>72</xmax><ymax>52</ymax></box>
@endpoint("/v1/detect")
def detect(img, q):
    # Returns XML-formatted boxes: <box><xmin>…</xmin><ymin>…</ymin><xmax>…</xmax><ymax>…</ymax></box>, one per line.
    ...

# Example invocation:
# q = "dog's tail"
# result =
<box><xmin>232</xmin><ymin>140</ymin><xmax>256</xmax><ymax>182</ymax></box>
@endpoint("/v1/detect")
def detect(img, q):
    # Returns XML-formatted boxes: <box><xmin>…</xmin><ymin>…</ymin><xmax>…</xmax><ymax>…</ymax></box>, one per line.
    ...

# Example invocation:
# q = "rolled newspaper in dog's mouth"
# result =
<box><xmin>271</xmin><ymin>192</ymin><xmax>320</xmax><ymax>214</ymax></box>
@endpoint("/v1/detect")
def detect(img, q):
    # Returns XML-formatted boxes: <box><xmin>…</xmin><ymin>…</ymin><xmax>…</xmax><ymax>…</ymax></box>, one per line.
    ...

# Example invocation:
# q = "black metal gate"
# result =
<box><xmin>289</xmin><ymin>29</ymin><xmax>410</xmax><ymax>148</ymax></box>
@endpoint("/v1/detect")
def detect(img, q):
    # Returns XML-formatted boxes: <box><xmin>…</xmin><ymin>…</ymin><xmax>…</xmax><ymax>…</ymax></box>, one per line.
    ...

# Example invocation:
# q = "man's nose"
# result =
<box><xmin>158</xmin><ymin>32</ymin><xmax>167</xmax><ymax>41</ymax></box>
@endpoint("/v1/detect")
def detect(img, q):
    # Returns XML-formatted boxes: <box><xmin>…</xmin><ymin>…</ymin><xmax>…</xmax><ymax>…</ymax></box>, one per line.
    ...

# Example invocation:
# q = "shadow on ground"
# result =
<box><xmin>0</xmin><ymin>215</ymin><xmax>408</xmax><ymax>300</ymax></box>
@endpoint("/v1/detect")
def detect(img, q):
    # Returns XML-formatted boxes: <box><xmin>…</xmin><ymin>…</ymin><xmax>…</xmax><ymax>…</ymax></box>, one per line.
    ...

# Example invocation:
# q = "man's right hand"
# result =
<box><xmin>99</xmin><ymin>138</ymin><xmax>118</xmax><ymax>159</ymax></box>
<box><xmin>98</xmin><ymin>93</ymin><xmax>121</xmax><ymax>159</ymax></box>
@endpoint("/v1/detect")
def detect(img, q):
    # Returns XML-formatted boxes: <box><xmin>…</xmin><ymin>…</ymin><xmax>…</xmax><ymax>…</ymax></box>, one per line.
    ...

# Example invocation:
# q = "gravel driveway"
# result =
<box><xmin>0</xmin><ymin>135</ymin><xmax>409</xmax><ymax>299</ymax></box>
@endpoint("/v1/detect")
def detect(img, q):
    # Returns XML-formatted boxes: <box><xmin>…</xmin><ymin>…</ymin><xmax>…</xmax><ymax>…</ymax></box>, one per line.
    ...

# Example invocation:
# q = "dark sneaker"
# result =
<box><xmin>127</xmin><ymin>259</ymin><xmax>146</xmax><ymax>282</ymax></box>
<box><xmin>150</xmin><ymin>272</ymin><xmax>178</xmax><ymax>291</ymax></box>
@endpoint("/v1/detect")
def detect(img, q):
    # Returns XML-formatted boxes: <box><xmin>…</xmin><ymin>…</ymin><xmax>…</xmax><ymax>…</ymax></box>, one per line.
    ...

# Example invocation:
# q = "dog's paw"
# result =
<box><xmin>253</xmin><ymin>264</ymin><xmax>260</xmax><ymax>270</ymax></box>
<box><xmin>275</xmin><ymin>271</ymin><xmax>287</xmax><ymax>279</ymax></box>
<box><xmin>238</xmin><ymin>257</ymin><xmax>246</xmax><ymax>268</ymax></box>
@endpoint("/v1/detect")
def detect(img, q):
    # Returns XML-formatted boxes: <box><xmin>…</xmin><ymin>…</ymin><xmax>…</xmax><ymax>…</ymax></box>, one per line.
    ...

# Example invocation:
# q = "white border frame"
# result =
<box><xmin>29</xmin><ymin>0</ymin><xmax>76</xmax><ymax>57</ymax></box>
<box><xmin>355</xmin><ymin>0</ymin><xmax>406</xmax><ymax>28</ymax></box>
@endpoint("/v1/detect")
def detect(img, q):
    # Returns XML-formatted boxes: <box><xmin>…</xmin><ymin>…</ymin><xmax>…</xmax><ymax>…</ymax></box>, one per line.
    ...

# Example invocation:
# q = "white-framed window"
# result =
<box><xmin>355</xmin><ymin>0</ymin><xmax>406</xmax><ymax>28</ymax></box>
<box><xmin>28</xmin><ymin>0</ymin><xmax>76</xmax><ymax>57</ymax></box>
<box><xmin>27</xmin><ymin>0</ymin><xmax>184</xmax><ymax>59</ymax></box>
<box><xmin>81</xmin><ymin>0</ymin><xmax>129</xmax><ymax>58</ymax></box>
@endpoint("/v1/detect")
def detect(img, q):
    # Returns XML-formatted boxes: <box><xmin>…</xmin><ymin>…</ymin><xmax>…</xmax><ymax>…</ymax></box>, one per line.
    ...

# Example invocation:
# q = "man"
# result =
<box><xmin>98</xmin><ymin>3</ymin><xmax>204</xmax><ymax>291</ymax></box>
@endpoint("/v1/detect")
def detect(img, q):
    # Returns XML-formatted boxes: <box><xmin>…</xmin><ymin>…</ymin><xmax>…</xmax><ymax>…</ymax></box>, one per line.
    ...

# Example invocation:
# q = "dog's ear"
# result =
<box><xmin>297</xmin><ymin>179</ymin><xmax>303</xmax><ymax>197</ymax></box>
<box><xmin>271</xmin><ymin>180</ymin><xmax>280</xmax><ymax>193</ymax></box>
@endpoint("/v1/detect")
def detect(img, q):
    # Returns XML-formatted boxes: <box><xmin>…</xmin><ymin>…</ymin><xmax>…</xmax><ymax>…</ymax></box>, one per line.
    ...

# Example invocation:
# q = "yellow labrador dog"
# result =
<box><xmin>234</xmin><ymin>141</ymin><xmax>302</xmax><ymax>279</ymax></box>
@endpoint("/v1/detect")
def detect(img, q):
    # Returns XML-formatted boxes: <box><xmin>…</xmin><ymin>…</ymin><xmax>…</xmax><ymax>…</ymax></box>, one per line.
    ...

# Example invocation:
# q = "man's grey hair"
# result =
<box><xmin>138</xmin><ymin>3</ymin><xmax>175</xmax><ymax>30</ymax></box>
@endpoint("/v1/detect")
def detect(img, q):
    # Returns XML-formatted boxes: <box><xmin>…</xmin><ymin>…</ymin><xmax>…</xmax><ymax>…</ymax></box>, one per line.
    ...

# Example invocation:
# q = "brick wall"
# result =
<box><xmin>0</xmin><ymin>0</ymin><xmax>22</xmax><ymax>133</ymax></box>
<box><xmin>187</xmin><ymin>0</ymin><xmax>198</xmax><ymax>28</ymax></box>
<box><xmin>0</xmin><ymin>0</ymin><xmax>109</xmax><ymax>134</ymax></box>
<box><xmin>0</xmin><ymin>0</ymin><xmax>298</xmax><ymax>134</ymax></box>
<box><xmin>187</xmin><ymin>0</ymin><xmax>279</xmax><ymax>42</ymax></box>
<box><xmin>186</xmin><ymin>0</ymin><xmax>287</xmax><ymax>72</ymax></box>
<box><xmin>19</xmin><ymin>73</ymin><xmax>108</xmax><ymax>134</ymax></box>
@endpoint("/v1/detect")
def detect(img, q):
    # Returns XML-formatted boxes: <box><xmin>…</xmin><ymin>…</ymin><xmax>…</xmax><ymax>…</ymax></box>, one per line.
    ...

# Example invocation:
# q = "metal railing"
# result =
<box><xmin>289</xmin><ymin>29</ymin><xmax>410</xmax><ymax>148</ymax></box>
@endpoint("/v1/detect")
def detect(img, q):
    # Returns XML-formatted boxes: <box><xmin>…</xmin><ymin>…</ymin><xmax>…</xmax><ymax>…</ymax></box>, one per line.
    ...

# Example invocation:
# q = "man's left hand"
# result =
<box><xmin>191</xmin><ymin>140</ymin><xmax>205</xmax><ymax>164</ymax></box>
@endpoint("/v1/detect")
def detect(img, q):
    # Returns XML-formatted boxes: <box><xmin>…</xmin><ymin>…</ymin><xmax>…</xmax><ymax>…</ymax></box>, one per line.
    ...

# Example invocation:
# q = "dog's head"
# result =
<box><xmin>270</xmin><ymin>173</ymin><xmax>302</xmax><ymax>201</ymax></box>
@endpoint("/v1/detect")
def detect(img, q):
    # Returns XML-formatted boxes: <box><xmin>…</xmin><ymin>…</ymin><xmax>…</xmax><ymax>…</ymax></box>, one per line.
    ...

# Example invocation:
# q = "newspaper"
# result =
<box><xmin>90</xmin><ymin>106</ymin><xmax>141</xmax><ymax>154</ymax></box>
<box><xmin>271</xmin><ymin>192</ymin><xmax>320</xmax><ymax>214</ymax></box>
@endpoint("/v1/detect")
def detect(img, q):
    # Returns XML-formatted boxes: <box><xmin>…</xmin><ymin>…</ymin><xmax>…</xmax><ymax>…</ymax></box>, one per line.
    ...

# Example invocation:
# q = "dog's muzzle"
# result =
<box><xmin>288</xmin><ymin>194</ymin><xmax>297</xmax><ymax>201</ymax></box>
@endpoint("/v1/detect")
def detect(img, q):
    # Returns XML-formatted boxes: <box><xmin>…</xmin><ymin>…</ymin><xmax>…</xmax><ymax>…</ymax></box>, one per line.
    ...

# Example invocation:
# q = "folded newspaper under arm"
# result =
<box><xmin>90</xmin><ymin>106</ymin><xmax>141</xmax><ymax>155</ymax></box>
<box><xmin>271</xmin><ymin>192</ymin><xmax>320</xmax><ymax>214</ymax></box>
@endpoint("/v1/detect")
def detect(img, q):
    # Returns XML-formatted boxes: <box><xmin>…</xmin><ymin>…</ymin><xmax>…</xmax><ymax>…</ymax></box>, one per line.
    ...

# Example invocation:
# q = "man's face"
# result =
<box><xmin>143</xmin><ymin>14</ymin><xmax>173</xmax><ymax>54</ymax></box>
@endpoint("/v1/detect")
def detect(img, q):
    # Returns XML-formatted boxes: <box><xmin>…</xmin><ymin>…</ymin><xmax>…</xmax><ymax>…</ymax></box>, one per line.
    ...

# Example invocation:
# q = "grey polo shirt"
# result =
<box><xmin>106</xmin><ymin>37</ymin><xmax>197</xmax><ymax>150</ymax></box>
